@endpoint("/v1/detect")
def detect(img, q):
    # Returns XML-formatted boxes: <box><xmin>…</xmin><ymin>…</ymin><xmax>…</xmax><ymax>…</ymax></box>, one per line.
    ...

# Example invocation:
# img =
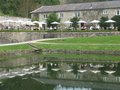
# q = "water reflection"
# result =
<box><xmin>0</xmin><ymin>55</ymin><xmax>120</xmax><ymax>90</ymax></box>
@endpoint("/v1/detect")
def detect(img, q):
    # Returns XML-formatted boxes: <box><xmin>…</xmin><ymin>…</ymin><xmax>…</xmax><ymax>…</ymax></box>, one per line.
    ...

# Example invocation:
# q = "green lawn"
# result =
<box><xmin>0</xmin><ymin>44</ymin><xmax>31</xmax><ymax>52</ymax></box>
<box><xmin>1</xmin><ymin>35</ymin><xmax>120</xmax><ymax>62</ymax></box>
<box><xmin>43</xmin><ymin>36</ymin><xmax>120</xmax><ymax>44</ymax></box>
<box><xmin>37</xmin><ymin>36</ymin><xmax>120</xmax><ymax>51</ymax></box>
<box><xmin>0</xmin><ymin>36</ymin><xmax>120</xmax><ymax>51</ymax></box>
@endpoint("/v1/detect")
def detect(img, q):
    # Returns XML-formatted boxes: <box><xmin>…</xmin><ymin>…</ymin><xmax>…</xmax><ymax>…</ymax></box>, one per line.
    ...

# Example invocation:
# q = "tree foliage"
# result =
<box><xmin>0</xmin><ymin>0</ymin><xmax>115</xmax><ymax>17</ymax></box>
<box><xmin>0</xmin><ymin>0</ymin><xmax>60</xmax><ymax>17</ymax></box>
<box><xmin>70</xmin><ymin>17</ymin><xmax>79</xmax><ymax>30</ymax></box>
<box><xmin>0</xmin><ymin>0</ymin><xmax>20</xmax><ymax>16</ymax></box>
<box><xmin>99</xmin><ymin>16</ymin><xmax>110</xmax><ymax>29</ymax></box>
<box><xmin>111</xmin><ymin>15</ymin><xmax>120</xmax><ymax>31</ymax></box>
<box><xmin>46</xmin><ymin>13</ymin><xmax>60</xmax><ymax>28</ymax></box>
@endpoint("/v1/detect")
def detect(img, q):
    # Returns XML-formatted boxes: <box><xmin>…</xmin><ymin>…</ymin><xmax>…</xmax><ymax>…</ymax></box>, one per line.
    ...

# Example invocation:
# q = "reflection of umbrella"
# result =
<box><xmin>51</xmin><ymin>21</ymin><xmax>60</xmax><ymax>24</ymax></box>
<box><xmin>105</xmin><ymin>20</ymin><xmax>116</xmax><ymax>23</ymax></box>
<box><xmin>90</xmin><ymin>20</ymin><xmax>100</xmax><ymax>23</ymax></box>
<box><xmin>78</xmin><ymin>20</ymin><xmax>87</xmax><ymax>23</ymax></box>
<box><xmin>64</xmin><ymin>21</ymin><xmax>73</xmax><ymax>24</ymax></box>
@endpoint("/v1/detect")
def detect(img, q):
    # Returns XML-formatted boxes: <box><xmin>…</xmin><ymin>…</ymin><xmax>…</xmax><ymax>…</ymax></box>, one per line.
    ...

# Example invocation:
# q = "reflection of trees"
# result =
<box><xmin>114</xmin><ymin>63</ymin><xmax>120</xmax><ymax>76</ymax></box>
<box><xmin>47</xmin><ymin>63</ymin><xmax>59</xmax><ymax>78</ymax></box>
<box><xmin>0</xmin><ymin>77</ymin><xmax>55</xmax><ymax>90</ymax></box>
<box><xmin>99</xmin><ymin>63</ymin><xmax>118</xmax><ymax>75</ymax></box>
<box><xmin>72</xmin><ymin>64</ymin><xmax>79</xmax><ymax>77</ymax></box>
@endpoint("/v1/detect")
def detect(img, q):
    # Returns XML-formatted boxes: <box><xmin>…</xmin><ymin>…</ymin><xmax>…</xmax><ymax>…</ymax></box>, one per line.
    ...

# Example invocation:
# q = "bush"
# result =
<box><xmin>46</xmin><ymin>13</ymin><xmax>60</xmax><ymax>29</ymax></box>
<box><xmin>111</xmin><ymin>15</ymin><xmax>120</xmax><ymax>31</ymax></box>
<box><xmin>70</xmin><ymin>17</ymin><xmax>79</xmax><ymax>30</ymax></box>
<box><xmin>99</xmin><ymin>16</ymin><xmax>110</xmax><ymax>30</ymax></box>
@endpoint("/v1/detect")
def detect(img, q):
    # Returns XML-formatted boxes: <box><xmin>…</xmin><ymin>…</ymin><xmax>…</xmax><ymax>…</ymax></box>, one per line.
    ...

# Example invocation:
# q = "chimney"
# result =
<box><xmin>90</xmin><ymin>3</ymin><xmax>93</xmax><ymax>9</ymax></box>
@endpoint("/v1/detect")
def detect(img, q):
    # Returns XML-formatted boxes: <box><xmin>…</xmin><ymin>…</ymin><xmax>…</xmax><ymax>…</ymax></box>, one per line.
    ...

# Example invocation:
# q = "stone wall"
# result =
<box><xmin>0</xmin><ymin>32</ymin><xmax>47</xmax><ymax>43</ymax></box>
<box><xmin>0</xmin><ymin>31</ymin><xmax>120</xmax><ymax>43</ymax></box>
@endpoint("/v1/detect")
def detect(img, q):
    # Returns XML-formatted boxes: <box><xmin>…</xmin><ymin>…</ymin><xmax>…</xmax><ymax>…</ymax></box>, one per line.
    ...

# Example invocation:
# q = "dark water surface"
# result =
<box><xmin>0</xmin><ymin>55</ymin><xmax>120</xmax><ymax>90</ymax></box>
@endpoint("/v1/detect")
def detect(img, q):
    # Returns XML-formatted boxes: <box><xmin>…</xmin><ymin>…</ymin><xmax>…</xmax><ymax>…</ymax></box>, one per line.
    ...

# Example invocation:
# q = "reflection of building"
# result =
<box><xmin>33</xmin><ymin>78</ymin><xmax>120</xmax><ymax>90</ymax></box>
<box><xmin>31</xmin><ymin>1</ymin><xmax>120</xmax><ymax>23</ymax></box>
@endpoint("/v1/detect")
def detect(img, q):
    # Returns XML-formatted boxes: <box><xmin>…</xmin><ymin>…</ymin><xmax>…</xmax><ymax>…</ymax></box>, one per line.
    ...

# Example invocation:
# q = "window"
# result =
<box><xmin>103</xmin><ymin>10</ymin><xmax>109</xmax><ymax>14</ymax></box>
<box><xmin>59</xmin><ymin>13</ymin><xmax>64</xmax><ymax>18</ymax></box>
<box><xmin>75</xmin><ymin>12</ymin><xmax>80</xmax><ymax>17</ymax></box>
<box><xmin>116</xmin><ymin>10</ymin><xmax>120</xmax><ymax>15</ymax></box>
<box><xmin>43</xmin><ymin>14</ymin><xmax>48</xmax><ymax>19</ymax></box>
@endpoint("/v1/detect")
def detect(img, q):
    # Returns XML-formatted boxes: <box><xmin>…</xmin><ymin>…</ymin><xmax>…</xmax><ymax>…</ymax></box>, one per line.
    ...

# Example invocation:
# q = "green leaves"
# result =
<box><xmin>0</xmin><ymin>0</ymin><xmax>60</xmax><ymax>17</ymax></box>
<box><xmin>46</xmin><ymin>13</ymin><xmax>60</xmax><ymax>28</ymax></box>
<box><xmin>99</xmin><ymin>16</ymin><xmax>110</xmax><ymax>30</ymax></box>
<box><xmin>70</xmin><ymin>17</ymin><xmax>79</xmax><ymax>30</ymax></box>
<box><xmin>111</xmin><ymin>15</ymin><xmax>120</xmax><ymax>31</ymax></box>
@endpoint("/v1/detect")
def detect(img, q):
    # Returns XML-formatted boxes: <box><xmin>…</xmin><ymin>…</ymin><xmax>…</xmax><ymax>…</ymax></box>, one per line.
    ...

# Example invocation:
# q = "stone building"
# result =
<box><xmin>31</xmin><ymin>1</ymin><xmax>120</xmax><ymax>23</ymax></box>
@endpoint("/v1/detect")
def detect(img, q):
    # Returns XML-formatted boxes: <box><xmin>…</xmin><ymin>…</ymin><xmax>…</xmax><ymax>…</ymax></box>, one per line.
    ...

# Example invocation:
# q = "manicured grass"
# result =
<box><xmin>37</xmin><ymin>36</ymin><xmax>120</xmax><ymax>51</ymax></box>
<box><xmin>36</xmin><ymin>44</ymin><xmax>120</xmax><ymax>51</ymax></box>
<box><xmin>43</xmin><ymin>36</ymin><xmax>120</xmax><ymax>44</ymax></box>
<box><xmin>0</xmin><ymin>44</ymin><xmax>31</xmax><ymax>51</ymax></box>
<box><xmin>0</xmin><ymin>36</ymin><xmax>120</xmax><ymax>51</ymax></box>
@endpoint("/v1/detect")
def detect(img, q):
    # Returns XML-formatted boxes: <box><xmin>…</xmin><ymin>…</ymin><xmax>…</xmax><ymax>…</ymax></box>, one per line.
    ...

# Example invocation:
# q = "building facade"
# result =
<box><xmin>31</xmin><ymin>1</ymin><xmax>120</xmax><ymax>23</ymax></box>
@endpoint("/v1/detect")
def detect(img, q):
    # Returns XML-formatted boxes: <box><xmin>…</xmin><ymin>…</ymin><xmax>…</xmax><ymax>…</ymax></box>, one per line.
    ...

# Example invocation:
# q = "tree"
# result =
<box><xmin>0</xmin><ymin>0</ymin><xmax>60</xmax><ymax>17</ymax></box>
<box><xmin>0</xmin><ymin>0</ymin><xmax>20</xmax><ymax>16</ymax></box>
<box><xmin>99</xmin><ymin>16</ymin><xmax>110</xmax><ymax>30</ymax></box>
<box><xmin>111</xmin><ymin>15</ymin><xmax>120</xmax><ymax>31</ymax></box>
<box><xmin>40</xmin><ymin>0</ymin><xmax>60</xmax><ymax>5</ymax></box>
<box><xmin>70</xmin><ymin>17</ymin><xmax>79</xmax><ymax>30</ymax></box>
<box><xmin>46</xmin><ymin>13</ymin><xmax>60</xmax><ymax>28</ymax></box>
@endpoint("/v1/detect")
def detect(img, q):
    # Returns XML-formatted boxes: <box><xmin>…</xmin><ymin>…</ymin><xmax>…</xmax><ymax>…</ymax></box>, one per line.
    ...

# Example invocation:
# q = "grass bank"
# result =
<box><xmin>37</xmin><ymin>36</ymin><xmax>120</xmax><ymax>51</ymax></box>
<box><xmin>0</xmin><ymin>35</ymin><xmax>120</xmax><ymax>62</ymax></box>
<box><xmin>0</xmin><ymin>36</ymin><xmax>120</xmax><ymax>51</ymax></box>
<box><xmin>0</xmin><ymin>44</ymin><xmax>31</xmax><ymax>52</ymax></box>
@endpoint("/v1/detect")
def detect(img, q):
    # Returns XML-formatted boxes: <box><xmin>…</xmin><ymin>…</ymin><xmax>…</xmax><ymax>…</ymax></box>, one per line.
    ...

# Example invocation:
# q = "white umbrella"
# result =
<box><xmin>40</xmin><ymin>21</ymin><xmax>46</xmax><ymax>25</ymax></box>
<box><xmin>15</xmin><ymin>20</ymin><xmax>25</xmax><ymax>26</ymax></box>
<box><xmin>16</xmin><ymin>20</ymin><xmax>24</xmax><ymax>23</ymax></box>
<box><xmin>2</xmin><ymin>19</ymin><xmax>15</xmax><ymax>27</ymax></box>
<box><xmin>25</xmin><ymin>21</ymin><xmax>35</xmax><ymax>26</ymax></box>
<box><xmin>51</xmin><ymin>21</ymin><xmax>60</xmax><ymax>24</ymax></box>
<box><xmin>78</xmin><ymin>20</ymin><xmax>87</xmax><ymax>23</ymax></box>
<box><xmin>90</xmin><ymin>20</ymin><xmax>100</xmax><ymax>23</ymax></box>
<box><xmin>32</xmin><ymin>21</ymin><xmax>40</xmax><ymax>24</ymax></box>
<box><xmin>105</xmin><ymin>20</ymin><xmax>116</xmax><ymax>23</ymax></box>
<box><xmin>64</xmin><ymin>21</ymin><xmax>73</xmax><ymax>24</ymax></box>
<box><xmin>5</xmin><ymin>19</ymin><xmax>15</xmax><ymax>23</ymax></box>
<box><xmin>0</xmin><ymin>20</ymin><xmax>7</xmax><ymax>23</ymax></box>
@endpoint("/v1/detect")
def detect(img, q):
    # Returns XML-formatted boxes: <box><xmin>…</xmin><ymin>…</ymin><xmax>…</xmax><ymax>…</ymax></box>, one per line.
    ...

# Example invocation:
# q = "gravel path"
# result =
<box><xmin>0</xmin><ymin>38</ymin><xmax>65</xmax><ymax>46</ymax></box>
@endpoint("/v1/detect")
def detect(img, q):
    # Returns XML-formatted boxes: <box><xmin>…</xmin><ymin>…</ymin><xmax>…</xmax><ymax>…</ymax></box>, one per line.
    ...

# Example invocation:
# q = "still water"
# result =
<box><xmin>0</xmin><ymin>55</ymin><xmax>120</xmax><ymax>90</ymax></box>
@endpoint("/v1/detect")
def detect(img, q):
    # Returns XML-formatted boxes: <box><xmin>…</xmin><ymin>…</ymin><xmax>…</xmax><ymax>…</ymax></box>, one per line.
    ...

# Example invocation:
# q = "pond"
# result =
<box><xmin>0</xmin><ymin>54</ymin><xmax>120</xmax><ymax>90</ymax></box>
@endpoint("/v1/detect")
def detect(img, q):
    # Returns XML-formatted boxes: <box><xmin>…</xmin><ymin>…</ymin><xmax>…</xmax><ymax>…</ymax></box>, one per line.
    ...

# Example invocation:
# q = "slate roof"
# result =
<box><xmin>31</xmin><ymin>1</ymin><xmax>120</xmax><ymax>14</ymax></box>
